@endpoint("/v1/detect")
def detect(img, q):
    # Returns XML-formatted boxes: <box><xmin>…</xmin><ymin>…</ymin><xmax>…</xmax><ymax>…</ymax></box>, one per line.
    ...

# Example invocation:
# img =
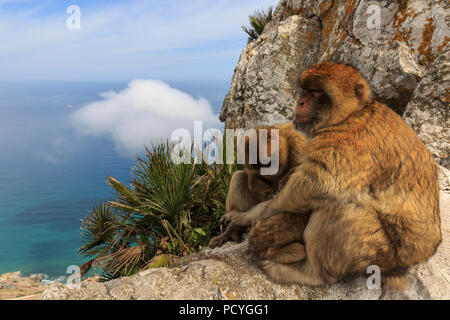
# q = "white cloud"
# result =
<box><xmin>71</xmin><ymin>79</ymin><xmax>221</xmax><ymax>155</ymax></box>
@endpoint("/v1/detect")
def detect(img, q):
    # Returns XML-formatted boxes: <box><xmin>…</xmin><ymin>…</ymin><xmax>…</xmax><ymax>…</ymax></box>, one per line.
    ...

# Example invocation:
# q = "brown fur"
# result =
<box><xmin>249</xmin><ymin>212</ymin><xmax>310</xmax><ymax>263</ymax></box>
<box><xmin>244</xmin><ymin>123</ymin><xmax>306</xmax><ymax>200</ymax></box>
<box><xmin>246</xmin><ymin>62</ymin><xmax>441</xmax><ymax>289</ymax></box>
<box><xmin>208</xmin><ymin>123</ymin><xmax>309</xmax><ymax>264</ymax></box>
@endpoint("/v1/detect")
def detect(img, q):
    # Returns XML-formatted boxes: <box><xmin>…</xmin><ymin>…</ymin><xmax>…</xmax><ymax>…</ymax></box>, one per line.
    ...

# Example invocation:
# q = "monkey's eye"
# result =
<box><xmin>304</xmin><ymin>88</ymin><xmax>322</xmax><ymax>94</ymax></box>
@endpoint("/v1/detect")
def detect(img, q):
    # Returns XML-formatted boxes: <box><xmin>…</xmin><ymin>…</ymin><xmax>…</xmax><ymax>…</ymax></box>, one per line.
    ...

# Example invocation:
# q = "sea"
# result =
<box><xmin>0</xmin><ymin>80</ymin><xmax>228</xmax><ymax>281</ymax></box>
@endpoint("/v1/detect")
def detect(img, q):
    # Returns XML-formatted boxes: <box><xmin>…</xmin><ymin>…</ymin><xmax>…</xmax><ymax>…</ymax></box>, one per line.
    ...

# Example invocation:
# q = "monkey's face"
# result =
<box><xmin>244</xmin><ymin>128</ymin><xmax>282</xmax><ymax>173</ymax></box>
<box><xmin>243</xmin><ymin>127</ymin><xmax>290</xmax><ymax>177</ymax></box>
<box><xmin>293</xmin><ymin>62</ymin><xmax>372</xmax><ymax>136</ymax></box>
<box><xmin>247</xmin><ymin>169</ymin><xmax>278</xmax><ymax>200</ymax></box>
<box><xmin>293</xmin><ymin>88</ymin><xmax>331</xmax><ymax>136</ymax></box>
<box><xmin>244</xmin><ymin>128</ymin><xmax>271</xmax><ymax>169</ymax></box>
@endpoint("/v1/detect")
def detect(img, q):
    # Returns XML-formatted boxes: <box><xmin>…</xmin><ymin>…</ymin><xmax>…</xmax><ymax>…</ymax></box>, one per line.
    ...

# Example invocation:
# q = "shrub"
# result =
<box><xmin>79</xmin><ymin>140</ymin><xmax>241</xmax><ymax>280</ymax></box>
<box><xmin>242</xmin><ymin>6</ymin><xmax>273</xmax><ymax>42</ymax></box>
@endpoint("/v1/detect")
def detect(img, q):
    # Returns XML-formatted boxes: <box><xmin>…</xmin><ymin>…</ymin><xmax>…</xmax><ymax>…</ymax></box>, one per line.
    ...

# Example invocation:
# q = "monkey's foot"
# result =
<box><xmin>264</xmin><ymin>242</ymin><xmax>306</xmax><ymax>264</ymax></box>
<box><xmin>208</xmin><ymin>234</ymin><xmax>229</xmax><ymax>248</ymax></box>
<box><xmin>259</xmin><ymin>260</ymin><xmax>326</xmax><ymax>286</ymax></box>
<box><xmin>219</xmin><ymin>210</ymin><xmax>256</xmax><ymax>229</ymax></box>
<box><xmin>259</xmin><ymin>260</ymin><xmax>291</xmax><ymax>284</ymax></box>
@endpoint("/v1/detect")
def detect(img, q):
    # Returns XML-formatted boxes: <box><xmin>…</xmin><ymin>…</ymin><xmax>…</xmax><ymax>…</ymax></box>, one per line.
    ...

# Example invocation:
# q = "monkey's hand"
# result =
<box><xmin>221</xmin><ymin>200</ymin><xmax>272</xmax><ymax>229</ymax></box>
<box><xmin>208</xmin><ymin>234</ymin><xmax>226</xmax><ymax>248</ymax></box>
<box><xmin>208</xmin><ymin>223</ymin><xmax>244</xmax><ymax>248</ymax></box>
<box><xmin>218</xmin><ymin>211</ymin><xmax>239</xmax><ymax>229</ymax></box>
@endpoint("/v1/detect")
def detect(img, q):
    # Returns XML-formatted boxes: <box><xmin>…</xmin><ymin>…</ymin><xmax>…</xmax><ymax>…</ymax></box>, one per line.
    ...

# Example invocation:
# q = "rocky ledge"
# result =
<box><xmin>0</xmin><ymin>271</ymin><xmax>47</xmax><ymax>300</ymax></box>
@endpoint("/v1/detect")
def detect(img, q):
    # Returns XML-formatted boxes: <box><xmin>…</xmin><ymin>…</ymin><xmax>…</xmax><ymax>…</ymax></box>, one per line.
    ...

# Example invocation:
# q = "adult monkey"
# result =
<box><xmin>224</xmin><ymin>62</ymin><xmax>441</xmax><ymax>288</ymax></box>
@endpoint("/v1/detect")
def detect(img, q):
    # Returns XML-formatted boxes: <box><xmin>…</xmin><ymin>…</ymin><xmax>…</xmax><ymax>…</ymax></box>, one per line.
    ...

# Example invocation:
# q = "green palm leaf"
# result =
<box><xmin>242</xmin><ymin>6</ymin><xmax>273</xmax><ymax>41</ymax></box>
<box><xmin>79</xmin><ymin>202</ymin><xmax>119</xmax><ymax>256</ymax></box>
<box><xmin>79</xmin><ymin>139</ymin><xmax>240</xmax><ymax>280</ymax></box>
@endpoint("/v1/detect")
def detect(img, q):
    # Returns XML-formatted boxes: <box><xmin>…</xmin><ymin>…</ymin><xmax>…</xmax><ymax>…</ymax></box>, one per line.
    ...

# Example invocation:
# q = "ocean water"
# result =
<box><xmin>0</xmin><ymin>80</ymin><xmax>227</xmax><ymax>279</ymax></box>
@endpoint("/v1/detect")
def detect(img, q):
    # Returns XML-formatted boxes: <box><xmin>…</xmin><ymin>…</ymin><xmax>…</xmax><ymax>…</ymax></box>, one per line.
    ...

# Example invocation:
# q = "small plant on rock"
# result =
<box><xmin>242</xmin><ymin>6</ymin><xmax>273</xmax><ymax>42</ymax></box>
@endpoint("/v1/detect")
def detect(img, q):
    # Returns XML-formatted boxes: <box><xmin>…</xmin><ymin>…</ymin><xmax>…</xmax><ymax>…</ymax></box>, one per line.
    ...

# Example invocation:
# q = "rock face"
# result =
<box><xmin>0</xmin><ymin>271</ymin><xmax>47</xmax><ymax>300</ymax></box>
<box><xmin>220</xmin><ymin>0</ymin><xmax>449</xmax><ymax>167</ymax></box>
<box><xmin>440</xmin><ymin>166</ymin><xmax>450</xmax><ymax>191</ymax></box>
<box><xmin>404</xmin><ymin>47</ymin><xmax>450</xmax><ymax>168</ymax></box>
<box><xmin>42</xmin><ymin>187</ymin><xmax>450</xmax><ymax>300</ymax></box>
<box><xmin>220</xmin><ymin>14</ymin><xmax>321</xmax><ymax>128</ymax></box>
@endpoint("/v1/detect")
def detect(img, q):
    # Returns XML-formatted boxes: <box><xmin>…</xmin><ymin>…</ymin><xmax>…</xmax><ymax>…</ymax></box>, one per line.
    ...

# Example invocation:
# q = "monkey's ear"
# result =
<box><xmin>355</xmin><ymin>82</ymin><xmax>370</xmax><ymax>103</ymax></box>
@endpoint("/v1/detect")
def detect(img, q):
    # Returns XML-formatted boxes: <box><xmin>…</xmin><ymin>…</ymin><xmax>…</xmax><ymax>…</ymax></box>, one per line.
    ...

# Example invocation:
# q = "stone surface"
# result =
<box><xmin>319</xmin><ymin>0</ymin><xmax>448</xmax><ymax>112</ymax></box>
<box><xmin>0</xmin><ymin>271</ymin><xmax>47</xmax><ymax>300</ymax></box>
<box><xmin>440</xmin><ymin>166</ymin><xmax>450</xmax><ymax>191</ymax></box>
<box><xmin>42</xmin><ymin>189</ymin><xmax>450</xmax><ymax>300</ymax></box>
<box><xmin>220</xmin><ymin>14</ymin><xmax>321</xmax><ymax>129</ymax></box>
<box><xmin>404</xmin><ymin>48</ymin><xmax>450</xmax><ymax>168</ymax></box>
<box><xmin>220</xmin><ymin>0</ymin><xmax>449</xmax><ymax>166</ymax></box>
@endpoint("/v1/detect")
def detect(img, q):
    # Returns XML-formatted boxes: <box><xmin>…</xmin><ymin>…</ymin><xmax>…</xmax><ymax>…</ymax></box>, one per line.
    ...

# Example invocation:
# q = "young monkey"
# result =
<box><xmin>209</xmin><ymin>123</ymin><xmax>310</xmax><ymax>264</ymax></box>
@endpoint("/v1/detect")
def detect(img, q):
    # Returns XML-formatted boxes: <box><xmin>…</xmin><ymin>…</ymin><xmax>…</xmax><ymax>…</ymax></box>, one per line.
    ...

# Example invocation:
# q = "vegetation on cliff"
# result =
<box><xmin>79</xmin><ymin>141</ymin><xmax>241</xmax><ymax>280</ymax></box>
<box><xmin>242</xmin><ymin>6</ymin><xmax>273</xmax><ymax>42</ymax></box>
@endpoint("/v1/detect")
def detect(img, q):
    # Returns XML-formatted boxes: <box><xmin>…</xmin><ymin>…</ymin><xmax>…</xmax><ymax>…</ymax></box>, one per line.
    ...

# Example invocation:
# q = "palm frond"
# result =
<box><xmin>79</xmin><ymin>202</ymin><xmax>119</xmax><ymax>256</ymax></box>
<box><xmin>79</xmin><ymin>139</ymin><xmax>240</xmax><ymax>280</ymax></box>
<box><xmin>146</xmin><ymin>254</ymin><xmax>178</xmax><ymax>269</ymax></box>
<box><xmin>107</xmin><ymin>176</ymin><xmax>142</xmax><ymax>206</ymax></box>
<box><xmin>100</xmin><ymin>245</ymin><xmax>145</xmax><ymax>277</ymax></box>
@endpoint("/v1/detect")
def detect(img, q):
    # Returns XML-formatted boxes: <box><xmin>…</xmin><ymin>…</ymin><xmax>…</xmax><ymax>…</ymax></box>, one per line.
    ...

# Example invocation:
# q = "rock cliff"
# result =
<box><xmin>220</xmin><ymin>0</ymin><xmax>449</xmax><ymax>167</ymax></box>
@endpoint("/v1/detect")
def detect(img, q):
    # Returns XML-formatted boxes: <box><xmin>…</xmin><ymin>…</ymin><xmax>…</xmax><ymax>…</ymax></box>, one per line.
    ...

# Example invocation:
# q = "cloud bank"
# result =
<box><xmin>72</xmin><ymin>79</ymin><xmax>221</xmax><ymax>155</ymax></box>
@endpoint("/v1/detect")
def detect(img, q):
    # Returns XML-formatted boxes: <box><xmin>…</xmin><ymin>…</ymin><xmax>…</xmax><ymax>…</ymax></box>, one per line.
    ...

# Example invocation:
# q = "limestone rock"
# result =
<box><xmin>42</xmin><ymin>241</ymin><xmax>316</xmax><ymax>300</ymax></box>
<box><xmin>314</xmin><ymin>0</ymin><xmax>447</xmax><ymax>115</ymax></box>
<box><xmin>220</xmin><ymin>0</ymin><xmax>449</xmax><ymax>166</ymax></box>
<box><xmin>0</xmin><ymin>271</ymin><xmax>47</xmax><ymax>300</ymax></box>
<box><xmin>220</xmin><ymin>14</ymin><xmax>320</xmax><ymax>128</ymax></box>
<box><xmin>403</xmin><ymin>48</ymin><xmax>450</xmax><ymax>168</ymax></box>
<box><xmin>439</xmin><ymin>166</ymin><xmax>450</xmax><ymax>191</ymax></box>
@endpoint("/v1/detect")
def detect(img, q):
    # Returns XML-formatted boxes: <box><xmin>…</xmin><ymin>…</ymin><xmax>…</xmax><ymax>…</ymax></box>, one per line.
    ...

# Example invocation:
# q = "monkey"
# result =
<box><xmin>243</xmin><ymin>123</ymin><xmax>306</xmax><ymax>200</ymax></box>
<box><xmin>209</xmin><ymin>123</ymin><xmax>296</xmax><ymax>249</ymax></box>
<box><xmin>222</xmin><ymin>62</ymin><xmax>441</xmax><ymax>289</ymax></box>
<box><xmin>215</xmin><ymin>123</ymin><xmax>306</xmax><ymax>232</ymax></box>
<box><xmin>207</xmin><ymin>171</ymin><xmax>271</xmax><ymax>247</ymax></box>
<box><xmin>209</xmin><ymin>123</ymin><xmax>310</xmax><ymax>264</ymax></box>
<box><xmin>247</xmin><ymin>211</ymin><xmax>310</xmax><ymax>263</ymax></box>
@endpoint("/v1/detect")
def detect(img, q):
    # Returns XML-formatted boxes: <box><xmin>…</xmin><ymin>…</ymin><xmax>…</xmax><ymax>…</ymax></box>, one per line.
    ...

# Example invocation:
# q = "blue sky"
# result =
<box><xmin>0</xmin><ymin>0</ymin><xmax>277</xmax><ymax>82</ymax></box>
